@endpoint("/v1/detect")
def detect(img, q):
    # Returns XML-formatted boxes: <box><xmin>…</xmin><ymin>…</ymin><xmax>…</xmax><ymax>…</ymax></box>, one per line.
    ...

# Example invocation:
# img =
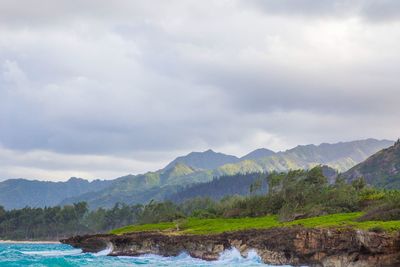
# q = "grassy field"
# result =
<box><xmin>110</xmin><ymin>212</ymin><xmax>400</xmax><ymax>235</ymax></box>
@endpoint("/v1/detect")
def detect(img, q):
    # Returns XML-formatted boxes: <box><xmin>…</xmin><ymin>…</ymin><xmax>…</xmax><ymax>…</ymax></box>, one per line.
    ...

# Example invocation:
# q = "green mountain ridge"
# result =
<box><xmin>60</xmin><ymin>162</ymin><xmax>211</xmax><ymax>209</ymax></box>
<box><xmin>165</xmin><ymin>149</ymin><xmax>239</xmax><ymax>170</ymax></box>
<box><xmin>342</xmin><ymin>139</ymin><xmax>400</xmax><ymax>189</ymax></box>
<box><xmin>212</xmin><ymin>139</ymin><xmax>393</xmax><ymax>176</ymax></box>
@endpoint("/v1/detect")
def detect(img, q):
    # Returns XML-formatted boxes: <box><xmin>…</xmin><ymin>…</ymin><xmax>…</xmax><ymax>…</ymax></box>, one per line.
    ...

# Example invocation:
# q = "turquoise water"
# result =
<box><xmin>0</xmin><ymin>243</ymin><xmax>295</xmax><ymax>266</ymax></box>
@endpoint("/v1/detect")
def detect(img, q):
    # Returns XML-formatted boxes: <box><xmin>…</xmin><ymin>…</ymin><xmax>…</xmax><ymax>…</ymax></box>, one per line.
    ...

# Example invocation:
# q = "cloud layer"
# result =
<box><xmin>0</xmin><ymin>0</ymin><xmax>399</xmax><ymax>180</ymax></box>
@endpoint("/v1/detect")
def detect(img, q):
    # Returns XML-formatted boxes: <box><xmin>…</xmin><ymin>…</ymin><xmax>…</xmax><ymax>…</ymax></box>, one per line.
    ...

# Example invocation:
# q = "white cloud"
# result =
<box><xmin>0</xmin><ymin>146</ymin><xmax>168</xmax><ymax>181</ymax></box>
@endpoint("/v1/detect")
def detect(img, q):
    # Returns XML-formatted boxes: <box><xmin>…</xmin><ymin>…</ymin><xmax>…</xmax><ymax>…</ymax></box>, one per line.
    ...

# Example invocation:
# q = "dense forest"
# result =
<box><xmin>1</xmin><ymin>166</ymin><xmax>400</xmax><ymax>240</ymax></box>
<box><xmin>167</xmin><ymin>172</ymin><xmax>268</xmax><ymax>203</ymax></box>
<box><xmin>0</xmin><ymin>202</ymin><xmax>139</xmax><ymax>240</ymax></box>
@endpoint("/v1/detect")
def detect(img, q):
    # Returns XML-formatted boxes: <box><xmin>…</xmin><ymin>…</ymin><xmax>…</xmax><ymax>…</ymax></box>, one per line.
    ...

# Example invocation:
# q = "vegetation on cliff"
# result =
<box><xmin>110</xmin><ymin>212</ymin><xmax>400</xmax><ymax>235</ymax></box>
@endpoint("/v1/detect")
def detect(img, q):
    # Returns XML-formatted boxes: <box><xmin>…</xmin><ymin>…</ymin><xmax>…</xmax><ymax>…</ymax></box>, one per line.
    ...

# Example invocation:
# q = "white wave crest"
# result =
<box><xmin>92</xmin><ymin>243</ymin><xmax>113</xmax><ymax>257</ymax></box>
<box><xmin>22</xmin><ymin>249</ymin><xmax>82</xmax><ymax>257</ymax></box>
<box><xmin>218</xmin><ymin>248</ymin><xmax>262</xmax><ymax>265</ymax></box>
<box><xmin>118</xmin><ymin>248</ymin><xmax>272</xmax><ymax>266</ymax></box>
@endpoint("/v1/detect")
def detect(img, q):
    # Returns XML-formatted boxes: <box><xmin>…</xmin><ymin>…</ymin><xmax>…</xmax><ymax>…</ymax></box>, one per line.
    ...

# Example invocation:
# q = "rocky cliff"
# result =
<box><xmin>61</xmin><ymin>227</ymin><xmax>400</xmax><ymax>267</ymax></box>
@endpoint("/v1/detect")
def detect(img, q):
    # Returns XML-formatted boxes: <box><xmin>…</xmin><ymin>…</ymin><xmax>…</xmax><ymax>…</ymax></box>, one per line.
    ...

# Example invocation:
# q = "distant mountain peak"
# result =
<box><xmin>241</xmin><ymin>148</ymin><xmax>275</xmax><ymax>160</ymax></box>
<box><xmin>67</xmin><ymin>177</ymin><xmax>87</xmax><ymax>182</ymax></box>
<box><xmin>164</xmin><ymin>150</ymin><xmax>239</xmax><ymax>170</ymax></box>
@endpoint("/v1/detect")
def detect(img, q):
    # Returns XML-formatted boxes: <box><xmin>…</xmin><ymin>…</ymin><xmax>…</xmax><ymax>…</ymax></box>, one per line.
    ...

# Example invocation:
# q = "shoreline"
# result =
<box><xmin>0</xmin><ymin>240</ymin><xmax>60</xmax><ymax>244</ymax></box>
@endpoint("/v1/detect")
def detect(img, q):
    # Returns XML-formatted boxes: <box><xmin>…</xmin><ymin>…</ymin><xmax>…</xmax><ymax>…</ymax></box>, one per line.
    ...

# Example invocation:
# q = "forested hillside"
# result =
<box><xmin>60</xmin><ymin>163</ymin><xmax>208</xmax><ymax>209</ymax></box>
<box><xmin>167</xmin><ymin>172</ymin><xmax>268</xmax><ymax>203</ymax></box>
<box><xmin>343</xmin><ymin>140</ymin><xmax>400</xmax><ymax>189</ymax></box>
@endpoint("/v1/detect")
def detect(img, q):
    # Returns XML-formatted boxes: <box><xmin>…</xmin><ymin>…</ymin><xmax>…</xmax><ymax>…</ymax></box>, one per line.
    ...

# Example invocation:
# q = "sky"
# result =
<box><xmin>0</xmin><ymin>0</ymin><xmax>399</xmax><ymax>181</ymax></box>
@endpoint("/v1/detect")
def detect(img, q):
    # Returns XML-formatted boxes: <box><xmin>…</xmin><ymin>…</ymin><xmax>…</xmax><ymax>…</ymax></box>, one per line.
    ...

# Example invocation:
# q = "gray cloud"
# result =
<box><xmin>245</xmin><ymin>0</ymin><xmax>400</xmax><ymax>22</ymax></box>
<box><xmin>0</xmin><ymin>0</ymin><xmax>399</xmax><ymax>180</ymax></box>
<box><xmin>361</xmin><ymin>2</ymin><xmax>400</xmax><ymax>22</ymax></box>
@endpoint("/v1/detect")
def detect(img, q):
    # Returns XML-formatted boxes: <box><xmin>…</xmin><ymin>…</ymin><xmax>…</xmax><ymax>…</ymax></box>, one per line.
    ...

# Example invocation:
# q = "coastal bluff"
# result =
<box><xmin>61</xmin><ymin>227</ymin><xmax>400</xmax><ymax>267</ymax></box>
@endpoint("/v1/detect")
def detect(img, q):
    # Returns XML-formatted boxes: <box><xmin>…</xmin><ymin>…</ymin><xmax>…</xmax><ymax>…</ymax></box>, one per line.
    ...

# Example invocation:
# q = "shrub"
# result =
<box><xmin>369</xmin><ymin>226</ymin><xmax>385</xmax><ymax>233</ymax></box>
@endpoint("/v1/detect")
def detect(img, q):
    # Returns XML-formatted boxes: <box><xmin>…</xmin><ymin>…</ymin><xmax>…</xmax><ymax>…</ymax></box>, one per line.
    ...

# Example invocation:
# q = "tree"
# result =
<box><xmin>267</xmin><ymin>172</ymin><xmax>284</xmax><ymax>194</ymax></box>
<box><xmin>352</xmin><ymin>177</ymin><xmax>367</xmax><ymax>191</ymax></box>
<box><xmin>249</xmin><ymin>179</ymin><xmax>262</xmax><ymax>194</ymax></box>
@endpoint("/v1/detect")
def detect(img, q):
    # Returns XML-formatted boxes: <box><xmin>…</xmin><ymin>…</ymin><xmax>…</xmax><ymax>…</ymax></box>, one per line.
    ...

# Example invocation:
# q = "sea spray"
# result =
<box><xmin>22</xmin><ymin>248</ymin><xmax>82</xmax><ymax>257</ymax></box>
<box><xmin>93</xmin><ymin>243</ymin><xmax>113</xmax><ymax>256</ymax></box>
<box><xmin>218</xmin><ymin>248</ymin><xmax>262</xmax><ymax>264</ymax></box>
<box><xmin>0</xmin><ymin>243</ymin><xmax>294</xmax><ymax>266</ymax></box>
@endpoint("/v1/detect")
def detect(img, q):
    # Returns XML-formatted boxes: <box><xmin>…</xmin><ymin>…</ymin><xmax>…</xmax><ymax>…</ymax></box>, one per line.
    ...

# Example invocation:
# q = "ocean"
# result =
<box><xmin>0</xmin><ymin>243</ymin><xmax>295</xmax><ymax>266</ymax></box>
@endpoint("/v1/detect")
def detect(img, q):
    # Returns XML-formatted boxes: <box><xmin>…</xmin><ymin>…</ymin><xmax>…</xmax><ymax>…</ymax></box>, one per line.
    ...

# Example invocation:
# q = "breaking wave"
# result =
<box><xmin>0</xmin><ymin>243</ymin><xmax>295</xmax><ymax>266</ymax></box>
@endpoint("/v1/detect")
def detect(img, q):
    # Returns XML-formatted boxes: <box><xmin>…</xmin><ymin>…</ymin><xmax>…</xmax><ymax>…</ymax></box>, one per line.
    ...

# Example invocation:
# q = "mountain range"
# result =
<box><xmin>0</xmin><ymin>138</ymin><xmax>394</xmax><ymax>209</ymax></box>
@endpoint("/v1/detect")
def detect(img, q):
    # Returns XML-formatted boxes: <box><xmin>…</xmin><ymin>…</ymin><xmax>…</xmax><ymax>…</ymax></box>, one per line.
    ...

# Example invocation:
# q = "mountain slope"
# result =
<box><xmin>0</xmin><ymin>177</ymin><xmax>112</xmax><ymax>209</ymax></box>
<box><xmin>61</xmin><ymin>163</ymin><xmax>208</xmax><ymax>209</ymax></box>
<box><xmin>164</xmin><ymin>149</ymin><xmax>239</xmax><ymax>170</ymax></box>
<box><xmin>342</xmin><ymin>140</ymin><xmax>400</xmax><ymax>189</ymax></box>
<box><xmin>282</xmin><ymin>138</ymin><xmax>394</xmax><ymax>171</ymax></box>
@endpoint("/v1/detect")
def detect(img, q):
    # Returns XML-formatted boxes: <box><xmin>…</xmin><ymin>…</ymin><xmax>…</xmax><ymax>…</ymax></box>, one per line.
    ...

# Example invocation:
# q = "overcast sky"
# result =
<box><xmin>1</xmin><ymin>0</ymin><xmax>399</xmax><ymax>181</ymax></box>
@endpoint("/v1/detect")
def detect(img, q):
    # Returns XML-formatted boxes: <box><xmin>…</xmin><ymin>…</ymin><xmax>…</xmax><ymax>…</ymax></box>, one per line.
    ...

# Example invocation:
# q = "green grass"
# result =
<box><xmin>283</xmin><ymin>212</ymin><xmax>362</xmax><ymax>228</ymax></box>
<box><xmin>110</xmin><ymin>212</ymin><xmax>400</xmax><ymax>235</ymax></box>
<box><xmin>181</xmin><ymin>215</ymin><xmax>280</xmax><ymax>234</ymax></box>
<box><xmin>110</xmin><ymin>222</ymin><xmax>175</xmax><ymax>235</ymax></box>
